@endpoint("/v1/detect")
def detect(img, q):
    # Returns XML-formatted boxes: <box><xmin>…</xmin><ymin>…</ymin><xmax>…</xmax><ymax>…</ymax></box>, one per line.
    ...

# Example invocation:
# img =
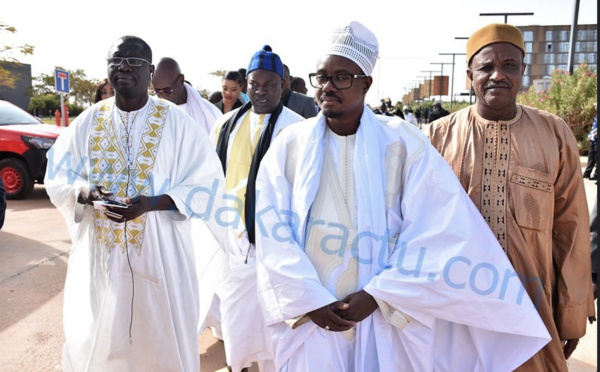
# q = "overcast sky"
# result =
<box><xmin>1</xmin><ymin>0</ymin><xmax>597</xmax><ymax>106</ymax></box>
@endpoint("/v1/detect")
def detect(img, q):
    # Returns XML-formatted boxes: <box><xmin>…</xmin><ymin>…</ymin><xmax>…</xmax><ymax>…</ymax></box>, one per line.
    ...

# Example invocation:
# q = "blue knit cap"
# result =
<box><xmin>247</xmin><ymin>45</ymin><xmax>284</xmax><ymax>78</ymax></box>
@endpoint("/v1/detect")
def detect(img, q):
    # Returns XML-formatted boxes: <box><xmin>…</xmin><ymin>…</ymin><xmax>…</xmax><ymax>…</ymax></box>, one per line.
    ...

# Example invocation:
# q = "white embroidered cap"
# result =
<box><xmin>327</xmin><ymin>21</ymin><xmax>379</xmax><ymax>76</ymax></box>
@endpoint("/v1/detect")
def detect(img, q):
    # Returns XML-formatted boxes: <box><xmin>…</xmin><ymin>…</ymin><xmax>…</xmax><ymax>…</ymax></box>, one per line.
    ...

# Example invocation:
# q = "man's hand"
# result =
<box><xmin>562</xmin><ymin>339</ymin><xmax>579</xmax><ymax>360</ymax></box>
<box><xmin>589</xmin><ymin>283</ymin><xmax>597</xmax><ymax>324</ymax></box>
<box><xmin>78</xmin><ymin>185</ymin><xmax>112</xmax><ymax>205</ymax></box>
<box><xmin>307</xmin><ymin>301</ymin><xmax>355</xmax><ymax>332</ymax></box>
<box><xmin>334</xmin><ymin>290</ymin><xmax>379</xmax><ymax>323</ymax></box>
<box><xmin>104</xmin><ymin>195</ymin><xmax>148</xmax><ymax>223</ymax></box>
<box><xmin>104</xmin><ymin>195</ymin><xmax>176</xmax><ymax>223</ymax></box>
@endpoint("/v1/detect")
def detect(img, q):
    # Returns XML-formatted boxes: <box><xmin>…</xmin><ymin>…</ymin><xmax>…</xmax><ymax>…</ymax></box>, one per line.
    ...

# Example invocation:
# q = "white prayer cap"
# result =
<box><xmin>326</xmin><ymin>21</ymin><xmax>379</xmax><ymax>76</ymax></box>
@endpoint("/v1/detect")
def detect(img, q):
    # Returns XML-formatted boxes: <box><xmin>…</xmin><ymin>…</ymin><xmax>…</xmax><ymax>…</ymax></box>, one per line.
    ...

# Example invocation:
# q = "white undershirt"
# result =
<box><xmin>113</xmin><ymin>100</ymin><xmax>152</xmax><ymax>167</ymax></box>
<box><xmin>327</xmin><ymin>127</ymin><xmax>357</xmax><ymax>226</ymax></box>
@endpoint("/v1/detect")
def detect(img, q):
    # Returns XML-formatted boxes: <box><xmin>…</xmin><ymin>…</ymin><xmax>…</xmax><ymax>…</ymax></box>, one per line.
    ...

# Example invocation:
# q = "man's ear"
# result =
<box><xmin>363</xmin><ymin>76</ymin><xmax>373</xmax><ymax>94</ymax></box>
<box><xmin>466</xmin><ymin>67</ymin><xmax>473</xmax><ymax>82</ymax></box>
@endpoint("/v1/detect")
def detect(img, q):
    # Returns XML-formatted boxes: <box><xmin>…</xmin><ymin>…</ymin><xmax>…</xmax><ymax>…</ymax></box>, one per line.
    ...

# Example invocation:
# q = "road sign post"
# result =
<box><xmin>54</xmin><ymin>69</ymin><xmax>70</xmax><ymax>127</ymax></box>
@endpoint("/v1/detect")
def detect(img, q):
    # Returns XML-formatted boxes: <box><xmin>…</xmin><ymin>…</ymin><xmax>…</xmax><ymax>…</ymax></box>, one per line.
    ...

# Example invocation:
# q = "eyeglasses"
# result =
<box><xmin>308</xmin><ymin>73</ymin><xmax>368</xmax><ymax>90</ymax></box>
<box><xmin>107</xmin><ymin>57</ymin><xmax>150</xmax><ymax>67</ymax></box>
<box><xmin>151</xmin><ymin>75</ymin><xmax>182</xmax><ymax>96</ymax></box>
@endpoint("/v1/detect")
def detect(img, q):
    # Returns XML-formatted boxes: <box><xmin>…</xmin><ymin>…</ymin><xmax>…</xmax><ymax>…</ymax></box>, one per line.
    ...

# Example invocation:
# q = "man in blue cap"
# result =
<box><xmin>211</xmin><ymin>45</ymin><xmax>303</xmax><ymax>372</ymax></box>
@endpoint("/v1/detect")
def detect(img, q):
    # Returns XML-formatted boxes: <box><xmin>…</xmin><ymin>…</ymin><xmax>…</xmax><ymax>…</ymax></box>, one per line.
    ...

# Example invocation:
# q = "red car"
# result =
<box><xmin>0</xmin><ymin>100</ymin><xmax>63</xmax><ymax>199</ymax></box>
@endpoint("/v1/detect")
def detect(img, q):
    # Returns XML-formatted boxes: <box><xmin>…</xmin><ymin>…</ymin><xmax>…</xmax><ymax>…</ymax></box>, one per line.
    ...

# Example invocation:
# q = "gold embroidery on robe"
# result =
<box><xmin>481</xmin><ymin>122</ymin><xmax>509</xmax><ymax>249</ymax></box>
<box><xmin>89</xmin><ymin>100</ymin><xmax>168</xmax><ymax>254</ymax></box>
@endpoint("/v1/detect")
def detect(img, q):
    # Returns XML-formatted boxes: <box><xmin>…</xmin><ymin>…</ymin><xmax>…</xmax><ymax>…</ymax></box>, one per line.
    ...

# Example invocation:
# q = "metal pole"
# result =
<box><xmin>430</xmin><ymin>63</ymin><xmax>451</xmax><ymax>102</ymax></box>
<box><xmin>567</xmin><ymin>0</ymin><xmax>580</xmax><ymax>74</ymax></box>
<box><xmin>469</xmin><ymin>85</ymin><xmax>473</xmax><ymax>105</ymax></box>
<box><xmin>449</xmin><ymin>55</ymin><xmax>455</xmax><ymax>107</ymax></box>
<box><xmin>479</xmin><ymin>12</ymin><xmax>534</xmax><ymax>24</ymax></box>
<box><xmin>439</xmin><ymin>64</ymin><xmax>444</xmax><ymax>102</ymax></box>
<box><xmin>420</xmin><ymin>70</ymin><xmax>440</xmax><ymax>101</ymax></box>
<box><xmin>59</xmin><ymin>93</ymin><xmax>65</xmax><ymax>127</ymax></box>
<box><xmin>429</xmin><ymin>72</ymin><xmax>432</xmax><ymax>101</ymax></box>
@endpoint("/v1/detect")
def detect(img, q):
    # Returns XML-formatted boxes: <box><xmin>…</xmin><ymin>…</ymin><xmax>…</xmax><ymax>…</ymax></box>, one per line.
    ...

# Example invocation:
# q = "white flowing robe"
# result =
<box><xmin>177</xmin><ymin>81</ymin><xmax>228</xmax><ymax>336</ymax></box>
<box><xmin>180</xmin><ymin>81</ymin><xmax>222</xmax><ymax>135</ymax></box>
<box><xmin>45</xmin><ymin>96</ymin><xmax>227</xmax><ymax>372</ymax></box>
<box><xmin>211</xmin><ymin>107</ymin><xmax>303</xmax><ymax>372</ymax></box>
<box><xmin>254</xmin><ymin>107</ymin><xmax>551</xmax><ymax>372</ymax></box>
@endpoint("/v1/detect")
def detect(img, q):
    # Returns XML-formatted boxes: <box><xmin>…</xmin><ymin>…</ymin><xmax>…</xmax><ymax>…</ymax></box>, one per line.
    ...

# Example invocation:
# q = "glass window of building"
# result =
<box><xmin>587</xmin><ymin>53</ymin><xmax>597</xmax><ymax>64</ymax></box>
<box><xmin>560</xmin><ymin>42</ymin><xmax>570</xmax><ymax>52</ymax></box>
<box><xmin>545</xmin><ymin>30</ymin><xmax>554</xmax><ymax>41</ymax></box>
<box><xmin>558</xmin><ymin>64</ymin><xmax>568</xmax><ymax>71</ymax></box>
<box><xmin>524</xmin><ymin>54</ymin><xmax>532</xmax><ymax>64</ymax></box>
<box><xmin>576</xmin><ymin>53</ymin><xmax>586</xmax><ymax>64</ymax></box>
<box><xmin>559</xmin><ymin>30</ymin><xmax>569</xmax><ymax>41</ymax></box>
<box><xmin>557</xmin><ymin>54</ymin><xmax>569</xmax><ymax>64</ymax></box>
<box><xmin>522</xmin><ymin>76</ymin><xmax>530</xmax><ymax>87</ymax></box>
<box><xmin>577</xmin><ymin>30</ymin><xmax>587</xmax><ymax>40</ymax></box>
<box><xmin>546</xmin><ymin>65</ymin><xmax>556</xmax><ymax>75</ymax></box>
<box><xmin>544</xmin><ymin>54</ymin><xmax>555</xmax><ymax>64</ymax></box>
<box><xmin>575</xmin><ymin>42</ymin><xmax>583</xmax><ymax>52</ymax></box>
<box><xmin>525</xmin><ymin>42</ymin><xmax>533</xmax><ymax>53</ymax></box>
<box><xmin>523</xmin><ymin>31</ymin><xmax>533</xmax><ymax>42</ymax></box>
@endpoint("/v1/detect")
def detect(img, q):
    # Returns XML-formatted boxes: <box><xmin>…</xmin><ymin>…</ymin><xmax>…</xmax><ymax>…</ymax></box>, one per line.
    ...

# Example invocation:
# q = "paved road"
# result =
<box><xmin>0</xmin><ymin>162</ymin><xmax>597</xmax><ymax>371</ymax></box>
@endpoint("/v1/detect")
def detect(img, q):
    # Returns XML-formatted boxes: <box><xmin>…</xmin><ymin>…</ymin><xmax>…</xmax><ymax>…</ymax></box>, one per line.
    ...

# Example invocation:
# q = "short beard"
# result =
<box><xmin>322</xmin><ymin>109</ymin><xmax>342</xmax><ymax>119</ymax></box>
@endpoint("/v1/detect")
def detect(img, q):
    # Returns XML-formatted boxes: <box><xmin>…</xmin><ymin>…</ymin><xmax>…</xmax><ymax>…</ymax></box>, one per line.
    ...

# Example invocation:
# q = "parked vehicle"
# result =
<box><xmin>0</xmin><ymin>100</ymin><xmax>63</xmax><ymax>199</ymax></box>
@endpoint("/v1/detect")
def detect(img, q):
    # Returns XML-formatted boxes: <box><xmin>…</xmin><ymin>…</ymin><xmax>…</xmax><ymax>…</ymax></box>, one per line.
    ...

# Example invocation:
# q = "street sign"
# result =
<box><xmin>54</xmin><ymin>69</ymin><xmax>70</xmax><ymax>94</ymax></box>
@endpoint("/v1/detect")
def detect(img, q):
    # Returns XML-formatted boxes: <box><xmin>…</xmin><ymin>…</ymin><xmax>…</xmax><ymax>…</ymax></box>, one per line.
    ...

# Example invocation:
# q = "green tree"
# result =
<box><xmin>28</xmin><ymin>93</ymin><xmax>60</xmax><ymax>117</ymax></box>
<box><xmin>0</xmin><ymin>24</ymin><xmax>34</xmax><ymax>88</ymax></box>
<box><xmin>517</xmin><ymin>62</ymin><xmax>597</xmax><ymax>151</ymax></box>
<box><xmin>198</xmin><ymin>88</ymin><xmax>211</xmax><ymax>100</ymax></box>
<box><xmin>210</xmin><ymin>69</ymin><xmax>227</xmax><ymax>78</ymax></box>
<box><xmin>68</xmin><ymin>69</ymin><xmax>97</xmax><ymax>105</ymax></box>
<box><xmin>33</xmin><ymin>68</ymin><xmax>97</xmax><ymax>104</ymax></box>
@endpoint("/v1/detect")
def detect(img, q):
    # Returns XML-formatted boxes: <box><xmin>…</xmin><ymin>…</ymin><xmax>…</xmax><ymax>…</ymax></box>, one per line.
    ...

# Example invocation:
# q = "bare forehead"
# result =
<box><xmin>108</xmin><ymin>39</ymin><xmax>147</xmax><ymax>57</ymax></box>
<box><xmin>222</xmin><ymin>79</ymin><xmax>240</xmax><ymax>87</ymax></box>
<box><xmin>153</xmin><ymin>65</ymin><xmax>178</xmax><ymax>82</ymax></box>
<box><xmin>472</xmin><ymin>43</ymin><xmax>524</xmax><ymax>62</ymax></box>
<box><xmin>316</xmin><ymin>55</ymin><xmax>362</xmax><ymax>74</ymax></box>
<box><xmin>248</xmin><ymin>69</ymin><xmax>281</xmax><ymax>82</ymax></box>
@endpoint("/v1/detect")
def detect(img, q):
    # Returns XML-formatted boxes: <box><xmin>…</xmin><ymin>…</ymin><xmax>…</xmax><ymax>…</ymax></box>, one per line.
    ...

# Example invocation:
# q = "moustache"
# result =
<box><xmin>320</xmin><ymin>92</ymin><xmax>341</xmax><ymax>101</ymax></box>
<box><xmin>484</xmin><ymin>81</ymin><xmax>511</xmax><ymax>89</ymax></box>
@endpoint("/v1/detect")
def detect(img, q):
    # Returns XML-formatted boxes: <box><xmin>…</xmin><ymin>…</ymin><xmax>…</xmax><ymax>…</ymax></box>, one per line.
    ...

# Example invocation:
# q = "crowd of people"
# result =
<box><xmin>367</xmin><ymin>99</ymin><xmax>451</xmax><ymax>128</ymax></box>
<box><xmin>43</xmin><ymin>20</ymin><xmax>595</xmax><ymax>372</ymax></box>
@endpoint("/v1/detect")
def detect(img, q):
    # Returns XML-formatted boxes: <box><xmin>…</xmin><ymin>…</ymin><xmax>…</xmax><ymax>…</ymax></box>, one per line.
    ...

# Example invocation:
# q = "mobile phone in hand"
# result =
<box><xmin>101</xmin><ymin>198</ymin><xmax>130</xmax><ymax>208</ymax></box>
<box><xmin>105</xmin><ymin>210</ymin><xmax>124</xmax><ymax>219</ymax></box>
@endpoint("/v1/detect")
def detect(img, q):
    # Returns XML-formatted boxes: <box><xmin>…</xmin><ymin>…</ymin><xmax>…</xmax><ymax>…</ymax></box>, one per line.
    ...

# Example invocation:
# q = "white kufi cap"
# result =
<box><xmin>327</xmin><ymin>21</ymin><xmax>379</xmax><ymax>76</ymax></box>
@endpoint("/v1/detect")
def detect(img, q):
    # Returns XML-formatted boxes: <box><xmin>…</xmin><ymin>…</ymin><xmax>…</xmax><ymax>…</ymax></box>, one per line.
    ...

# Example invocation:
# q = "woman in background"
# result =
<box><xmin>94</xmin><ymin>78</ymin><xmax>114</xmax><ymax>103</ymax></box>
<box><xmin>215</xmin><ymin>71</ymin><xmax>243</xmax><ymax>114</ymax></box>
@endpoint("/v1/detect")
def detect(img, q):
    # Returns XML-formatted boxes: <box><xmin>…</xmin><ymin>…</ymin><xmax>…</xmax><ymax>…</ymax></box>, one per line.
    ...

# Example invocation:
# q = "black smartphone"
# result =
<box><xmin>101</xmin><ymin>198</ymin><xmax>130</xmax><ymax>208</ymax></box>
<box><xmin>105</xmin><ymin>210</ymin><xmax>124</xmax><ymax>219</ymax></box>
